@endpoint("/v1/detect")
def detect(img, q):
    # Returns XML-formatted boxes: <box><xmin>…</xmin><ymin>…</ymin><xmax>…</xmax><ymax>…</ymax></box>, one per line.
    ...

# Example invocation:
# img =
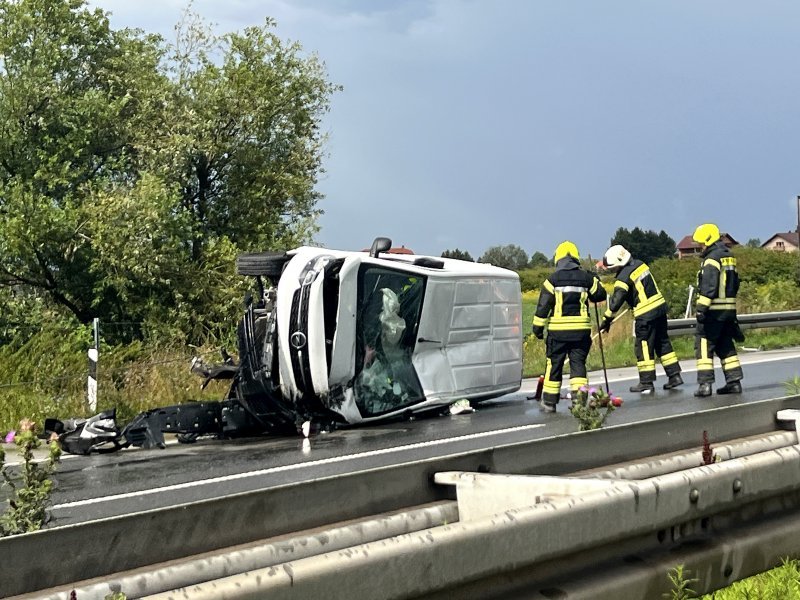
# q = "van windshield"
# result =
<box><xmin>354</xmin><ymin>265</ymin><xmax>425</xmax><ymax>417</ymax></box>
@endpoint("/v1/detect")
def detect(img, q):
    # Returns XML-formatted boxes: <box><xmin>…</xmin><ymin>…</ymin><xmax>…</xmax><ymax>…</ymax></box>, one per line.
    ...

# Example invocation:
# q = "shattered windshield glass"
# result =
<box><xmin>354</xmin><ymin>265</ymin><xmax>425</xmax><ymax>417</ymax></box>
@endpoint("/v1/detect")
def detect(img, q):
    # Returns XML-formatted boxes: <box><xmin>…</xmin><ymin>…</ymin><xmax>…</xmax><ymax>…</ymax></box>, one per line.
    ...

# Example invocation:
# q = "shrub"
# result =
<box><xmin>569</xmin><ymin>386</ymin><xmax>622</xmax><ymax>431</ymax></box>
<box><xmin>0</xmin><ymin>419</ymin><xmax>61</xmax><ymax>536</ymax></box>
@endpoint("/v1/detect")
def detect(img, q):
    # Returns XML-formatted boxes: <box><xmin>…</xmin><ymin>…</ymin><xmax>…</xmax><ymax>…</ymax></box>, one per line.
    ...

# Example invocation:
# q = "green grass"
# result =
<box><xmin>0</xmin><ymin>323</ymin><xmax>229</xmax><ymax>433</ymax></box>
<box><xmin>699</xmin><ymin>559</ymin><xmax>800</xmax><ymax>599</ymax></box>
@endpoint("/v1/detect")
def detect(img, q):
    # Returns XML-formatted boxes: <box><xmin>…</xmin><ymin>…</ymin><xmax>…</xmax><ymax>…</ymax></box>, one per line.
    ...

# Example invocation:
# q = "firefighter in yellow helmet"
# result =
<box><xmin>599</xmin><ymin>244</ymin><xmax>683</xmax><ymax>393</ymax></box>
<box><xmin>692</xmin><ymin>223</ymin><xmax>744</xmax><ymax>397</ymax></box>
<box><xmin>531</xmin><ymin>241</ymin><xmax>607</xmax><ymax>412</ymax></box>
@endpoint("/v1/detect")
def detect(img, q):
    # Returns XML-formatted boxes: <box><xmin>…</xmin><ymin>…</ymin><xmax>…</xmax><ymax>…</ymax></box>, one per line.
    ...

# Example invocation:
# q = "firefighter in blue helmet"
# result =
<box><xmin>692</xmin><ymin>223</ymin><xmax>744</xmax><ymax>397</ymax></box>
<box><xmin>599</xmin><ymin>244</ymin><xmax>683</xmax><ymax>393</ymax></box>
<box><xmin>531</xmin><ymin>241</ymin><xmax>607</xmax><ymax>412</ymax></box>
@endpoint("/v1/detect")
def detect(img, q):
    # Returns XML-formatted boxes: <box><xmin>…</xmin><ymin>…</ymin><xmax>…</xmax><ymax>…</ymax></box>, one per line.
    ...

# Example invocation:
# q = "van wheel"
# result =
<box><xmin>237</xmin><ymin>252</ymin><xmax>289</xmax><ymax>277</ymax></box>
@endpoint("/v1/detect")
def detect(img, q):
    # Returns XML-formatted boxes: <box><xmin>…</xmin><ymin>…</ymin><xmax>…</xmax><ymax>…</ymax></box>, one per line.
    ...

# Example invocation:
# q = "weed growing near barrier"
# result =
<box><xmin>568</xmin><ymin>386</ymin><xmax>622</xmax><ymax>431</ymax></box>
<box><xmin>0</xmin><ymin>419</ymin><xmax>61</xmax><ymax>536</ymax></box>
<box><xmin>701</xmin><ymin>430</ymin><xmax>715</xmax><ymax>466</ymax></box>
<box><xmin>785</xmin><ymin>375</ymin><xmax>800</xmax><ymax>395</ymax></box>
<box><xmin>666</xmin><ymin>564</ymin><xmax>697</xmax><ymax>599</ymax></box>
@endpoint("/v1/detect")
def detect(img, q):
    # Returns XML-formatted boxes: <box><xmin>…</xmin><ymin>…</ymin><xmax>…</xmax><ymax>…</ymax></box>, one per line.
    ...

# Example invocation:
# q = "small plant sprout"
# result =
<box><xmin>701</xmin><ymin>430</ymin><xmax>715</xmax><ymax>466</ymax></box>
<box><xmin>785</xmin><ymin>375</ymin><xmax>800</xmax><ymax>396</ymax></box>
<box><xmin>664</xmin><ymin>564</ymin><xmax>697</xmax><ymax>599</ymax></box>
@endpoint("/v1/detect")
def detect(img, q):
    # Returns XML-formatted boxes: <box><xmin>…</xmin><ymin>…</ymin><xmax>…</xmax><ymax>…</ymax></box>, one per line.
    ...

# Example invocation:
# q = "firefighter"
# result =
<box><xmin>599</xmin><ymin>244</ymin><xmax>683</xmax><ymax>393</ymax></box>
<box><xmin>692</xmin><ymin>223</ymin><xmax>743</xmax><ymax>397</ymax></box>
<box><xmin>531</xmin><ymin>241</ymin><xmax>607</xmax><ymax>412</ymax></box>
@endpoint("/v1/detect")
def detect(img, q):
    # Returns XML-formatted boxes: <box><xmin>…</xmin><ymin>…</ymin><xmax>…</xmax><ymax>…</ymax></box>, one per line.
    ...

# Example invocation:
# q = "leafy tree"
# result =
<box><xmin>746</xmin><ymin>238</ymin><xmax>762</xmax><ymax>248</ymax></box>
<box><xmin>478</xmin><ymin>244</ymin><xmax>530</xmax><ymax>271</ymax></box>
<box><xmin>0</xmin><ymin>0</ymin><xmax>166</xmax><ymax>323</ymax></box>
<box><xmin>154</xmin><ymin>10</ymin><xmax>340</xmax><ymax>261</ymax></box>
<box><xmin>0</xmin><ymin>1</ymin><xmax>339</xmax><ymax>343</ymax></box>
<box><xmin>441</xmin><ymin>248</ymin><xmax>474</xmax><ymax>261</ymax></box>
<box><xmin>529</xmin><ymin>251</ymin><xmax>550</xmax><ymax>267</ymax></box>
<box><xmin>610</xmin><ymin>227</ymin><xmax>676</xmax><ymax>265</ymax></box>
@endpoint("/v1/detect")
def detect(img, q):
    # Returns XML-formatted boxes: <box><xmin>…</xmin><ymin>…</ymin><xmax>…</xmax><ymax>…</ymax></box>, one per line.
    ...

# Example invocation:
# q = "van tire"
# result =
<box><xmin>237</xmin><ymin>252</ymin><xmax>289</xmax><ymax>277</ymax></box>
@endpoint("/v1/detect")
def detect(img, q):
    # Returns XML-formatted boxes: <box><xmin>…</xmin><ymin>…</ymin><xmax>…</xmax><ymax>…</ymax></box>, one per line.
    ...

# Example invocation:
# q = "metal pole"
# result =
<box><xmin>685</xmin><ymin>284</ymin><xmax>695</xmax><ymax>318</ymax></box>
<box><xmin>87</xmin><ymin>317</ymin><xmax>99</xmax><ymax>412</ymax></box>
<box><xmin>796</xmin><ymin>195</ymin><xmax>800</xmax><ymax>236</ymax></box>
<box><xmin>593</xmin><ymin>302</ymin><xmax>610</xmax><ymax>394</ymax></box>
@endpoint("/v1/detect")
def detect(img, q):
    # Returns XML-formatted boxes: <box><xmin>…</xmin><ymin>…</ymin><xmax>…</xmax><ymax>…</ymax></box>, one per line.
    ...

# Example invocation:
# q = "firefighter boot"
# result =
<box><xmin>694</xmin><ymin>383</ymin><xmax>713</xmax><ymax>397</ymax></box>
<box><xmin>717</xmin><ymin>381</ymin><xmax>742</xmax><ymax>395</ymax></box>
<box><xmin>629</xmin><ymin>382</ymin><xmax>655</xmax><ymax>394</ymax></box>
<box><xmin>539</xmin><ymin>400</ymin><xmax>556</xmax><ymax>413</ymax></box>
<box><xmin>663</xmin><ymin>374</ymin><xmax>684</xmax><ymax>390</ymax></box>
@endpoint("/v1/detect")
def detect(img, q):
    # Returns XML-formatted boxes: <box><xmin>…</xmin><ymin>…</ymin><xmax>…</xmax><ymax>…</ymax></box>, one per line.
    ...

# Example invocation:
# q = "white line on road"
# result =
<box><xmin>52</xmin><ymin>422</ymin><xmax>545</xmax><ymax>510</ymax></box>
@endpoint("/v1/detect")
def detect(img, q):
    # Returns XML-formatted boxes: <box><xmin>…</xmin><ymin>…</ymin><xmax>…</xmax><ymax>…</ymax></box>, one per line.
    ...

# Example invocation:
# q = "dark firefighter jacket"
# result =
<box><xmin>603</xmin><ymin>258</ymin><xmax>667</xmax><ymax>322</ymax></box>
<box><xmin>532</xmin><ymin>257</ymin><xmax>607</xmax><ymax>340</ymax></box>
<box><xmin>696</xmin><ymin>241</ymin><xmax>739</xmax><ymax>321</ymax></box>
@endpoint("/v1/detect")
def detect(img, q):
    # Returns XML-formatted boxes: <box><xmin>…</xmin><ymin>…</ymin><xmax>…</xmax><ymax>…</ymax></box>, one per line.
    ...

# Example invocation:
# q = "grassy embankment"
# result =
<box><xmin>0</xmin><ymin>326</ymin><xmax>229</xmax><ymax>433</ymax></box>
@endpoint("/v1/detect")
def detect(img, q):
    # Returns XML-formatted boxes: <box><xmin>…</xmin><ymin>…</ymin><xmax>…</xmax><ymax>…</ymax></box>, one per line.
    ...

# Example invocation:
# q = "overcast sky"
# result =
<box><xmin>89</xmin><ymin>0</ymin><xmax>800</xmax><ymax>260</ymax></box>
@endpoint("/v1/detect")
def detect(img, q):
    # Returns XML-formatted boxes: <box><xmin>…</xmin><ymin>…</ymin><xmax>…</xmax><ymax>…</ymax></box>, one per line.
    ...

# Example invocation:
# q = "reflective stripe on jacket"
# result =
<box><xmin>533</xmin><ymin>257</ymin><xmax>607</xmax><ymax>335</ymax></box>
<box><xmin>696</xmin><ymin>241</ymin><xmax>739</xmax><ymax>319</ymax></box>
<box><xmin>604</xmin><ymin>259</ymin><xmax>666</xmax><ymax>321</ymax></box>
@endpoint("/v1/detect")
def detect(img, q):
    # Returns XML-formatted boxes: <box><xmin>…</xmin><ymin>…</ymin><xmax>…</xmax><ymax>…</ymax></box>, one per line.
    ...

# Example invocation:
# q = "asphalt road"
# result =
<box><xmin>33</xmin><ymin>347</ymin><xmax>800</xmax><ymax>526</ymax></box>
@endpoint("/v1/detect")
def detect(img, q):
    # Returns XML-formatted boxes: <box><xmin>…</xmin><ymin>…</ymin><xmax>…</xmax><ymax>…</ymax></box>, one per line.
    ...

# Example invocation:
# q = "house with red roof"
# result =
<box><xmin>676</xmin><ymin>233</ymin><xmax>739</xmax><ymax>259</ymax></box>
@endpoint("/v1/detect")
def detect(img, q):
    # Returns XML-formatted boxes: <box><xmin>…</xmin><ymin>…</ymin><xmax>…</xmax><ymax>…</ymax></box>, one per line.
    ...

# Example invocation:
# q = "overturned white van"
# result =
<box><xmin>118</xmin><ymin>238</ymin><xmax>523</xmax><ymax>448</ymax></box>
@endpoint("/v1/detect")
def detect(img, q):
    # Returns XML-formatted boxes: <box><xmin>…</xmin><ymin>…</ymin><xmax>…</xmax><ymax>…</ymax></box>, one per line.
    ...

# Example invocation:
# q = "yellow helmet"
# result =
<box><xmin>692</xmin><ymin>223</ymin><xmax>721</xmax><ymax>246</ymax></box>
<box><xmin>554</xmin><ymin>241</ymin><xmax>580</xmax><ymax>263</ymax></box>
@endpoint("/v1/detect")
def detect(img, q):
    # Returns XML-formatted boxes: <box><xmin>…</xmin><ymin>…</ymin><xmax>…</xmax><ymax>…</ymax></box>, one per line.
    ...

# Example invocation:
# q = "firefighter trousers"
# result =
<box><xmin>541</xmin><ymin>335</ymin><xmax>591</xmax><ymax>406</ymax></box>
<box><xmin>634</xmin><ymin>315</ymin><xmax>681</xmax><ymax>384</ymax></box>
<box><xmin>695</xmin><ymin>319</ymin><xmax>743</xmax><ymax>384</ymax></box>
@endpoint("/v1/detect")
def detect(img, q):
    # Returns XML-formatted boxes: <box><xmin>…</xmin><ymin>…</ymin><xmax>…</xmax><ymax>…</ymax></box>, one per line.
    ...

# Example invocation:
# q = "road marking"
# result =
<box><xmin>52</xmin><ymin>423</ymin><xmax>546</xmax><ymax>509</ymax></box>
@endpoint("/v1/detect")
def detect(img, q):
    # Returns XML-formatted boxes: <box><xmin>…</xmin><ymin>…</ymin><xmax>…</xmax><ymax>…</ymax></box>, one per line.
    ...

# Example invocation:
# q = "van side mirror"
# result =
<box><xmin>369</xmin><ymin>237</ymin><xmax>392</xmax><ymax>258</ymax></box>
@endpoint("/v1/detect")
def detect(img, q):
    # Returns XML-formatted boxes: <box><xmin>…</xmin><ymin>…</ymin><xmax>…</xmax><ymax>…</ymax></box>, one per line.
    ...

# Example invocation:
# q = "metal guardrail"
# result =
<box><xmin>6</xmin><ymin>395</ymin><xmax>800</xmax><ymax>598</ymax></box>
<box><xmin>142</xmin><ymin>441</ymin><xmax>800</xmax><ymax>600</ymax></box>
<box><xmin>667</xmin><ymin>310</ymin><xmax>800</xmax><ymax>336</ymax></box>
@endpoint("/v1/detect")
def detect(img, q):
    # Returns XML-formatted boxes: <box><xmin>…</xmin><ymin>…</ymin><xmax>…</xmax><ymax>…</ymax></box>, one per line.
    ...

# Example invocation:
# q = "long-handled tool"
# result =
<box><xmin>593</xmin><ymin>301</ymin><xmax>611</xmax><ymax>394</ymax></box>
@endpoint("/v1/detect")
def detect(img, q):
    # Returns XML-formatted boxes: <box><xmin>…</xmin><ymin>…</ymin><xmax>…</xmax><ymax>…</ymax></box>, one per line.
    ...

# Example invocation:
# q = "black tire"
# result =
<box><xmin>236</xmin><ymin>252</ymin><xmax>289</xmax><ymax>277</ymax></box>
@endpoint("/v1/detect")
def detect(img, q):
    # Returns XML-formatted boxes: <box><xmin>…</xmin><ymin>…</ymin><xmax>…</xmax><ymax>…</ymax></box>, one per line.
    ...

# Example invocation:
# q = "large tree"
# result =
<box><xmin>0</xmin><ymin>1</ymin><xmax>338</xmax><ymax>341</ymax></box>
<box><xmin>0</xmin><ymin>0</ymin><xmax>165</xmax><ymax>323</ymax></box>
<box><xmin>610</xmin><ymin>227</ymin><xmax>676</xmax><ymax>265</ymax></box>
<box><xmin>478</xmin><ymin>244</ymin><xmax>530</xmax><ymax>271</ymax></box>
<box><xmin>155</xmin><ymin>11</ymin><xmax>340</xmax><ymax>261</ymax></box>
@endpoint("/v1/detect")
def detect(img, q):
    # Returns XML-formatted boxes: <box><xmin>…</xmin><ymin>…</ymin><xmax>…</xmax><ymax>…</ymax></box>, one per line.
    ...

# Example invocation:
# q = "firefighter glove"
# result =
<box><xmin>532</xmin><ymin>325</ymin><xmax>544</xmax><ymax>340</ymax></box>
<box><xmin>599</xmin><ymin>316</ymin><xmax>612</xmax><ymax>333</ymax></box>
